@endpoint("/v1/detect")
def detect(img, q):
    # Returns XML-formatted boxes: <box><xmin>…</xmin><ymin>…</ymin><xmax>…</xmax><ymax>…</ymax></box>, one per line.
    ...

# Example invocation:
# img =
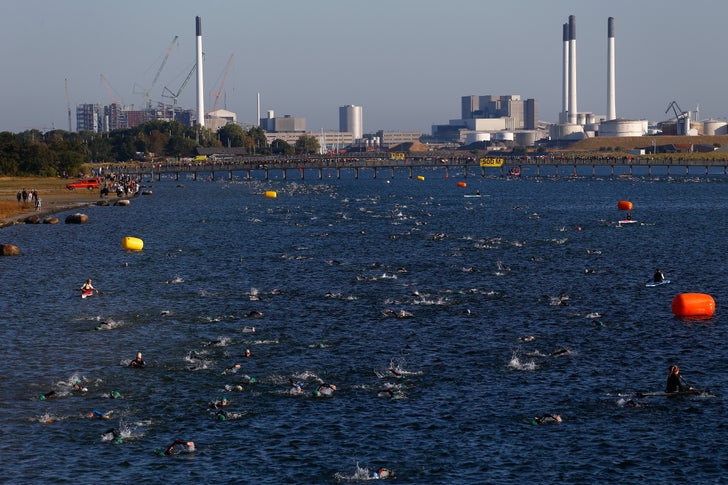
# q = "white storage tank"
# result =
<box><xmin>493</xmin><ymin>131</ymin><xmax>514</xmax><ymax>141</ymax></box>
<box><xmin>465</xmin><ymin>132</ymin><xmax>491</xmax><ymax>144</ymax></box>
<box><xmin>514</xmin><ymin>131</ymin><xmax>536</xmax><ymax>146</ymax></box>
<box><xmin>598</xmin><ymin>119</ymin><xmax>647</xmax><ymax>137</ymax></box>
<box><xmin>703</xmin><ymin>120</ymin><xmax>728</xmax><ymax>135</ymax></box>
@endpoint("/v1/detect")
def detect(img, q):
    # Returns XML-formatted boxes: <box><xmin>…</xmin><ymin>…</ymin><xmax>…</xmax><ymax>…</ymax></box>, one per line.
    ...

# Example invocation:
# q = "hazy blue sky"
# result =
<box><xmin>2</xmin><ymin>0</ymin><xmax>727</xmax><ymax>133</ymax></box>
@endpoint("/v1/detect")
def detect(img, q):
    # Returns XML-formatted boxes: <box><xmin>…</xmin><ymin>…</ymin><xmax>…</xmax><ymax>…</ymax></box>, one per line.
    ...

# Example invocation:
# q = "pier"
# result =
<box><xmin>123</xmin><ymin>153</ymin><xmax>728</xmax><ymax>181</ymax></box>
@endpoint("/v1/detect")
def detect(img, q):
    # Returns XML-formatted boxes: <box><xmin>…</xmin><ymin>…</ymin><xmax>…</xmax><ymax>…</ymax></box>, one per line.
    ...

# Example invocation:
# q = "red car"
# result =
<box><xmin>66</xmin><ymin>178</ymin><xmax>100</xmax><ymax>190</ymax></box>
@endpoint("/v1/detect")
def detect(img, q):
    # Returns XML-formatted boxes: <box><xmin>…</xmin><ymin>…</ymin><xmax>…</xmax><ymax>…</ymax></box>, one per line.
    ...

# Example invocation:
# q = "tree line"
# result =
<box><xmin>0</xmin><ymin>120</ymin><xmax>320</xmax><ymax>177</ymax></box>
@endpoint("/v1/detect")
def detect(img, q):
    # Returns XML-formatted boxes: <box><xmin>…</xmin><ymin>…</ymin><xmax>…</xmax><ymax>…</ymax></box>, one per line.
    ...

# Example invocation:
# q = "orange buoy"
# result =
<box><xmin>264</xmin><ymin>191</ymin><xmax>277</xmax><ymax>198</ymax></box>
<box><xmin>671</xmin><ymin>293</ymin><xmax>715</xmax><ymax>318</ymax></box>
<box><xmin>457</xmin><ymin>181</ymin><xmax>467</xmax><ymax>188</ymax></box>
<box><xmin>617</xmin><ymin>200</ymin><xmax>633</xmax><ymax>211</ymax></box>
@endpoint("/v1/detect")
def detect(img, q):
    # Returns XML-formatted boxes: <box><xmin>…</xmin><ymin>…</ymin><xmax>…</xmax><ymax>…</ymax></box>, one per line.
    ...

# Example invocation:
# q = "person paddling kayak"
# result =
<box><xmin>666</xmin><ymin>365</ymin><xmax>693</xmax><ymax>393</ymax></box>
<box><xmin>81</xmin><ymin>278</ymin><xmax>98</xmax><ymax>296</ymax></box>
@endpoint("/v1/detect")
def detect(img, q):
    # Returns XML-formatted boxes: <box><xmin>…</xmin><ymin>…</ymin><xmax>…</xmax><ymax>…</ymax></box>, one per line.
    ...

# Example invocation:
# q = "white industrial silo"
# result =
<box><xmin>339</xmin><ymin>105</ymin><xmax>363</xmax><ymax>140</ymax></box>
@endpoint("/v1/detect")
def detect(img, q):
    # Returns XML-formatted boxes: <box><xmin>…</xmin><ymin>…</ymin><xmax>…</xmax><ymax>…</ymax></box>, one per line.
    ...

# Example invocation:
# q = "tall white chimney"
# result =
<box><xmin>195</xmin><ymin>16</ymin><xmax>205</xmax><ymax>127</ymax></box>
<box><xmin>607</xmin><ymin>17</ymin><xmax>616</xmax><ymax>120</ymax></box>
<box><xmin>562</xmin><ymin>23</ymin><xmax>570</xmax><ymax>123</ymax></box>
<box><xmin>568</xmin><ymin>15</ymin><xmax>577</xmax><ymax>125</ymax></box>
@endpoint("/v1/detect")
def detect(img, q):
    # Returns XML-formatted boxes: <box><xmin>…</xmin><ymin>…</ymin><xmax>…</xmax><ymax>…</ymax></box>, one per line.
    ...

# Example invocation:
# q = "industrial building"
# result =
<box><xmin>339</xmin><ymin>105</ymin><xmax>363</xmax><ymax>140</ymax></box>
<box><xmin>431</xmin><ymin>94</ymin><xmax>539</xmax><ymax>146</ymax></box>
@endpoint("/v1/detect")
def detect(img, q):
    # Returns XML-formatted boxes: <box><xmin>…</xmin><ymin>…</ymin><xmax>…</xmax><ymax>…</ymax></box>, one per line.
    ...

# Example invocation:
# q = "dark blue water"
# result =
<box><xmin>2</xmin><ymin>169</ymin><xmax>727</xmax><ymax>483</ymax></box>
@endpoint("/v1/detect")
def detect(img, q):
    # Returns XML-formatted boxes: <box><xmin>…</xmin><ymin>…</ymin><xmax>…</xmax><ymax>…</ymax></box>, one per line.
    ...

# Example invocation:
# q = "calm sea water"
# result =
<box><xmin>1</xmin><ymin>167</ymin><xmax>727</xmax><ymax>484</ymax></box>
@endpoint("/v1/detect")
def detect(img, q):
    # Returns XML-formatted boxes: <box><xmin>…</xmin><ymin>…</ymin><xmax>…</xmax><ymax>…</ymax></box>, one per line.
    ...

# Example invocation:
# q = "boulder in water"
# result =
<box><xmin>43</xmin><ymin>217</ymin><xmax>59</xmax><ymax>224</ymax></box>
<box><xmin>1</xmin><ymin>244</ymin><xmax>21</xmax><ymax>256</ymax></box>
<box><xmin>65</xmin><ymin>213</ymin><xmax>89</xmax><ymax>224</ymax></box>
<box><xmin>23</xmin><ymin>215</ymin><xmax>40</xmax><ymax>224</ymax></box>
<box><xmin>115</xmin><ymin>199</ymin><xmax>130</xmax><ymax>206</ymax></box>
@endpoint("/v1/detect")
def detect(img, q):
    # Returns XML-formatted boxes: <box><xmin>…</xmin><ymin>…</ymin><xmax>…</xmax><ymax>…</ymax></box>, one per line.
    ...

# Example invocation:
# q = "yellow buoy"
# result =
<box><xmin>417</xmin><ymin>175</ymin><xmax>425</xmax><ymax>181</ymax></box>
<box><xmin>122</xmin><ymin>236</ymin><xmax>144</xmax><ymax>251</ymax></box>
<box><xmin>264</xmin><ymin>191</ymin><xmax>277</xmax><ymax>198</ymax></box>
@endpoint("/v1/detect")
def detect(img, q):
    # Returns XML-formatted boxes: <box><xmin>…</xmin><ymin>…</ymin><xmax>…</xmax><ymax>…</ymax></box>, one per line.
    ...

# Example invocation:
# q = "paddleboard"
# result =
<box><xmin>464</xmin><ymin>194</ymin><xmax>482</xmax><ymax>198</ymax></box>
<box><xmin>618</xmin><ymin>220</ymin><xmax>638</xmax><ymax>224</ymax></box>
<box><xmin>645</xmin><ymin>279</ymin><xmax>670</xmax><ymax>287</ymax></box>
<box><xmin>81</xmin><ymin>290</ymin><xmax>95</xmax><ymax>299</ymax></box>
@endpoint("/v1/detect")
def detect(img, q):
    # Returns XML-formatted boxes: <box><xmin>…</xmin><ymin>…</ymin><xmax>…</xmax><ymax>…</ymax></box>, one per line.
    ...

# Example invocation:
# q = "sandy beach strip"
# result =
<box><xmin>0</xmin><ymin>177</ymin><xmax>124</xmax><ymax>229</ymax></box>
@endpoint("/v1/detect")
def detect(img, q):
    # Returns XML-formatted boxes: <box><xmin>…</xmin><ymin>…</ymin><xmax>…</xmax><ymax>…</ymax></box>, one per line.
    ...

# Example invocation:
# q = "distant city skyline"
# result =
<box><xmin>2</xmin><ymin>0</ymin><xmax>727</xmax><ymax>134</ymax></box>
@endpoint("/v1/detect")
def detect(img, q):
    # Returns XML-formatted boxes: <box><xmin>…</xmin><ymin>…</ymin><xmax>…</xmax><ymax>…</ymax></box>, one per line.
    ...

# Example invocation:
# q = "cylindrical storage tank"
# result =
<box><xmin>465</xmin><ymin>132</ymin><xmax>491</xmax><ymax>144</ymax></box>
<box><xmin>457</xmin><ymin>181</ymin><xmax>467</xmax><ymax>188</ymax></box>
<box><xmin>599</xmin><ymin>119</ymin><xmax>648</xmax><ymax>137</ymax></box>
<box><xmin>122</xmin><ymin>236</ymin><xmax>144</xmax><ymax>251</ymax></box>
<box><xmin>493</xmin><ymin>131</ymin><xmax>514</xmax><ymax>142</ymax></box>
<box><xmin>617</xmin><ymin>200</ymin><xmax>633</xmax><ymax>211</ymax></box>
<box><xmin>417</xmin><ymin>175</ymin><xmax>425</xmax><ymax>181</ymax></box>
<box><xmin>264</xmin><ymin>191</ymin><xmax>277</xmax><ymax>198</ymax></box>
<box><xmin>514</xmin><ymin>131</ymin><xmax>536</xmax><ymax>147</ymax></box>
<box><xmin>672</xmin><ymin>293</ymin><xmax>715</xmax><ymax>318</ymax></box>
<box><xmin>703</xmin><ymin>120</ymin><xmax>728</xmax><ymax>136</ymax></box>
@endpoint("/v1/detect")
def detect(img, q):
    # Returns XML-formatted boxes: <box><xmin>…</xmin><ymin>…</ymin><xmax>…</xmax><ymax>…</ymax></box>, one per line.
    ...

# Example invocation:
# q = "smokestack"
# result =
<box><xmin>568</xmin><ymin>15</ymin><xmax>577</xmax><ymax>125</ymax></box>
<box><xmin>257</xmin><ymin>92</ymin><xmax>261</xmax><ymax>127</ymax></box>
<box><xmin>607</xmin><ymin>17</ymin><xmax>616</xmax><ymax>120</ymax></box>
<box><xmin>195</xmin><ymin>16</ymin><xmax>205</xmax><ymax>127</ymax></box>
<box><xmin>562</xmin><ymin>23</ymin><xmax>569</xmax><ymax>123</ymax></box>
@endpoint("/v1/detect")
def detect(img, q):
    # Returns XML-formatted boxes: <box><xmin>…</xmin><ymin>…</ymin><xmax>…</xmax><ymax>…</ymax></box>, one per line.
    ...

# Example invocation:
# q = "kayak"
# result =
<box><xmin>636</xmin><ymin>389</ymin><xmax>711</xmax><ymax>398</ymax></box>
<box><xmin>645</xmin><ymin>279</ymin><xmax>670</xmax><ymax>287</ymax></box>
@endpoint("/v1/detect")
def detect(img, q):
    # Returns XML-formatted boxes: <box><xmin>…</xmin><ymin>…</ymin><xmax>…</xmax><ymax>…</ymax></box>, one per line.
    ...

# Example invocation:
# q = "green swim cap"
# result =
<box><xmin>249</xmin><ymin>377</ymin><xmax>256</xmax><ymax>383</ymax></box>
<box><xmin>38</xmin><ymin>395</ymin><xmax>46</xmax><ymax>400</ymax></box>
<box><xmin>217</xmin><ymin>414</ymin><xmax>226</xmax><ymax>421</ymax></box>
<box><xmin>112</xmin><ymin>391</ymin><xmax>121</xmax><ymax>398</ymax></box>
<box><xmin>114</xmin><ymin>436</ymin><xmax>123</xmax><ymax>444</ymax></box>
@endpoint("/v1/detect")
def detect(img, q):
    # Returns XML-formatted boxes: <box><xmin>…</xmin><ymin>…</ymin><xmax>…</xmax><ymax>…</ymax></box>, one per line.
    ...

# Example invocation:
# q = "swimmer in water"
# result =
<box><xmin>532</xmin><ymin>414</ymin><xmax>562</xmax><ymax>425</ymax></box>
<box><xmin>162</xmin><ymin>439</ymin><xmax>195</xmax><ymax>456</ymax></box>
<box><xmin>312</xmin><ymin>383</ymin><xmax>337</xmax><ymax>397</ymax></box>
<box><xmin>222</xmin><ymin>363</ymin><xmax>241</xmax><ymax>375</ymax></box>
<box><xmin>72</xmin><ymin>381</ymin><xmax>88</xmax><ymax>392</ymax></box>
<box><xmin>388</xmin><ymin>367</ymin><xmax>403</xmax><ymax>377</ymax></box>
<box><xmin>88</xmin><ymin>409</ymin><xmax>110</xmax><ymax>419</ymax></box>
<box><xmin>372</xmin><ymin>467</ymin><xmax>395</xmax><ymax>479</ymax></box>
<box><xmin>210</xmin><ymin>397</ymin><xmax>229</xmax><ymax>410</ymax></box>
<box><xmin>102</xmin><ymin>428</ymin><xmax>123</xmax><ymax>443</ymax></box>
<box><xmin>129</xmin><ymin>351</ymin><xmax>146</xmax><ymax>368</ymax></box>
<box><xmin>38</xmin><ymin>390</ymin><xmax>57</xmax><ymax>400</ymax></box>
<box><xmin>244</xmin><ymin>348</ymin><xmax>251</xmax><ymax>358</ymax></box>
<box><xmin>245</xmin><ymin>310</ymin><xmax>263</xmax><ymax>318</ymax></box>
<box><xmin>551</xmin><ymin>348</ymin><xmax>571</xmax><ymax>357</ymax></box>
<box><xmin>289</xmin><ymin>379</ymin><xmax>303</xmax><ymax>395</ymax></box>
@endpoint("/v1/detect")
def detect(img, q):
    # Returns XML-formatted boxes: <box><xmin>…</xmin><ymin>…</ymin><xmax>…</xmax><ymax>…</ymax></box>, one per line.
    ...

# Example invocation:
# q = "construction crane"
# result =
<box><xmin>65</xmin><ymin>78</ymin><xmax>72</xmax><ymax>132</ymax></box>
<box><xmin>100</xmin><ymin>74</ymin><xmax>124</xmax><ymax>105</ymax></box>
<box><xmin>665</xmin><ymin>101</ymin><xmax>690</xmax><ymax>135</ymax></box>
<box><xmin>210</xmin><ymin>53</ymin><xmax>234</xmax><ymax>113</ymax></box>
<box><xmin>133</xmin><ymin>35</ymin><xmax>178</xmax><ymax>108</ymax></box>
<box><xmin>161</xmin><ymin>61</ymin><xmax>197</xmax><ymax>106</ymax></box>
<box><xmin>665</xmin><ymin>101</ymin><xmax>689</xmax><ymax>121</ymax></box>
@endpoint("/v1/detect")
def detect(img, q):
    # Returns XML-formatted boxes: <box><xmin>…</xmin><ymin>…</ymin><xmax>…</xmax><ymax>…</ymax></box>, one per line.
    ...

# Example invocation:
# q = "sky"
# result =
<box><xmin>2</xmin><ymin>0</ymin><xmax>728</xmax><ymax>134</ymax></box>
